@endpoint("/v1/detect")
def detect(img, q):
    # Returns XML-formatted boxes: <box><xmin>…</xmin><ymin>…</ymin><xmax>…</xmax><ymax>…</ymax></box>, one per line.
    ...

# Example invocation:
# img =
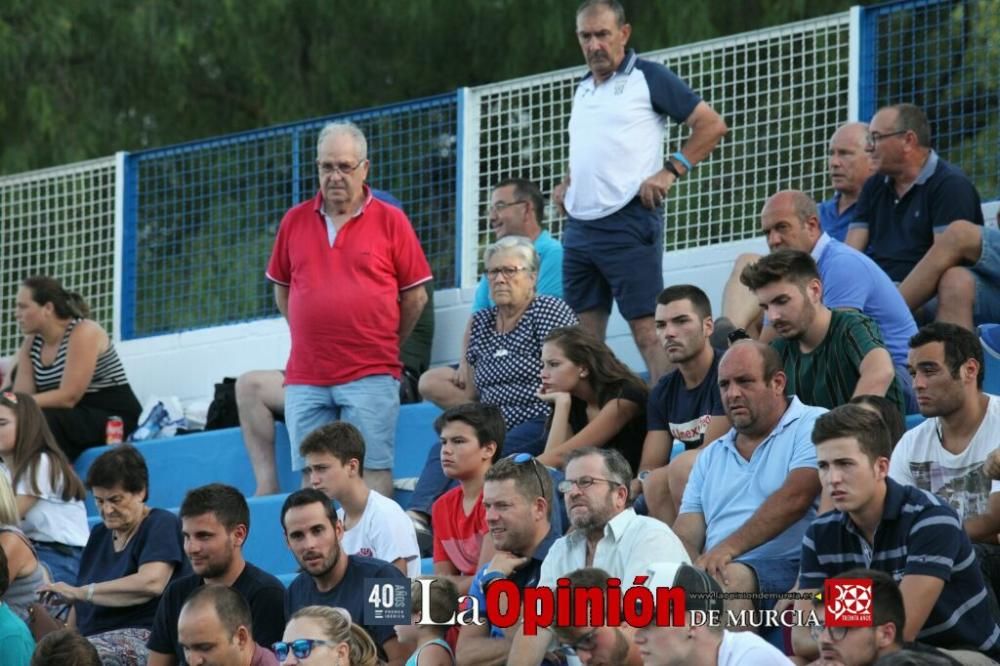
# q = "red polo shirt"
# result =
<box><xmin>266</xmin><ymin>188</ymin><xmax>432</xmax><ymax>386</ymax></box>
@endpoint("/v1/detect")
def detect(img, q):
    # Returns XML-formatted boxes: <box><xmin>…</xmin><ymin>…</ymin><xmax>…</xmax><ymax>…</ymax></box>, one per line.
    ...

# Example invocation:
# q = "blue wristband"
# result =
<box><xmin>480</xmin><ymin>570</ymin><xmax>507</xmax><ymax>590</ymax></box>
<box><xmin>671</xmin><ymin>151</ymin><xmax>693</xmax><ymax>171</ymax></box>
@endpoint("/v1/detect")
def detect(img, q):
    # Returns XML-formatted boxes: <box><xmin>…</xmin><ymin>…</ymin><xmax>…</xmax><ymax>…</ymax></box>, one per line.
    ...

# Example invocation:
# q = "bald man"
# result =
<box><xmin>819</xmin><ymin>122</ymin><xmax>875</xmax><ymax>242</ymax></box>
<box><xmin>177</xmin><ymin>585</ymin><xmax>277</xmax><ymax>666</ymax></box>
<box><xmin>714</xmin><ymin>122</ymin><xmax>879</xmax><ymax>341</ymax></box>
<box><xmin>714</xmin><ymin>192</ymin><xmax>917</xmax><ymax>412</ymax></box>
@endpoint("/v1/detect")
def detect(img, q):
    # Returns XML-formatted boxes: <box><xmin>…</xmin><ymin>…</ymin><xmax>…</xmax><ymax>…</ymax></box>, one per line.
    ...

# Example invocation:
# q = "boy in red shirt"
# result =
<box><xmin>431</xmin><ymin>403</ymin><xmax>502</xmax><ymax>594</ymax></box>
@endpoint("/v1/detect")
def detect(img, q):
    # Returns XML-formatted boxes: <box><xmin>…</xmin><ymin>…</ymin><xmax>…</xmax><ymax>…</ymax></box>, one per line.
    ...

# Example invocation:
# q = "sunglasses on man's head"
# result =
<box><xmin>507</xmin><ymin>452</ymin><xmax>547</xmax><ymax>497</ymax></box>
<box><xmin>272</xmin><ymin>638</ymin><xmax>335</xmax><ymax>661</ymax></box>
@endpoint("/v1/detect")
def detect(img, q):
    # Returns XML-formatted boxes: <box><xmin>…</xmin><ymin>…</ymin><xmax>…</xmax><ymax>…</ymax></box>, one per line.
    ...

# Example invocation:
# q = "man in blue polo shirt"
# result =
<box><xmin>418</xmin><ymin>177</ymin><xmax>563</xmax><ymax>408</ymax></box>
<box><xmin>797</xmin><ymin>404</ymin><xmax>1000</xmax><ymax>663</ymax></box>
<box><xmin>553</xmin><ymin>0</ymin><xmax>727</xmax><ymax>383</ymax></box>
<box><xmin>456</xmin><ymin>455</ymin><xmax>558</xmax><ymax>665</ymax></box>
<box><xmin>847</xmin><ymin>103</ymin><xmax>984</xmax><ymax>283</ymax></box>
<box><xmin>819</xmin><ymin>122</ymin><xmax>875</xmax><ymax>242</ymax></box>
<box><xmin>715</xmin><ymin>190</ymin><xmax>917</xmax><ymax>387</ymax></box>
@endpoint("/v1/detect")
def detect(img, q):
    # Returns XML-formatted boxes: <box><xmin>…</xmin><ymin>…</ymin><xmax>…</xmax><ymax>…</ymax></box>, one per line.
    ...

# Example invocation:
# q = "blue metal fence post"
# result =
<box><xmin>291</xmin><ymin>130</ymin><xmax>301</xmax><ymax>208</ymax></box>
<box><xmin>856</xmin><ymin>3</ymin><xmax>878</xmax><ymax>122</ymax></box>
<box><xmin>120</xmin><ymin>153</ymin><xmax>139</xmax><ymax>341</ymax></box>
<box><xmin>454</xmin><ymin>87</ymin><xmax>467</xmax><ymax>289</ymax></box>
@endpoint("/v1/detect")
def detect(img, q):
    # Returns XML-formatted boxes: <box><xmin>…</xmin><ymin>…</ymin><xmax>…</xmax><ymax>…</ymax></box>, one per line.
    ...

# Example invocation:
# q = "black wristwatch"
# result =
<box><xmin>663</xmin><ymin>160</ymin><xmax>681</xmax><ymax>179</ymax></box>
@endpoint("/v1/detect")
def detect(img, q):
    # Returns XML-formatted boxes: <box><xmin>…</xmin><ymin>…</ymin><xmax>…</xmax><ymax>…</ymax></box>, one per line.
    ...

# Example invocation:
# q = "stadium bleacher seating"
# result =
<box><xmin>75</xmin><ymin>366</ymin><xmax>984</xmax><ymax>584</ymax></box>
<box><xmin>73</xmin><ymin>402</ymin><xmax>443</xmax><ymax>580</ymax></box>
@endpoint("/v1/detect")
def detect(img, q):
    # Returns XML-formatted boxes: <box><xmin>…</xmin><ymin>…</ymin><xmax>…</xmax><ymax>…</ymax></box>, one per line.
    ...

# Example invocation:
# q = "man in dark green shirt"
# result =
<box><xmin>740</xmin><ymin>249</ymin><xmax>907</xmax><ymax>413</ymax></box>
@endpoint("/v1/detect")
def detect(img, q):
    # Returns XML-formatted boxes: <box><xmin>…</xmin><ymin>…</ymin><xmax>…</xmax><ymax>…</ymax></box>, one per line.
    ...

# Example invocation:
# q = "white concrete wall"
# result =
<box><xmin>118</xmin><ymin>236</ymin><xmax>768</xmax><ymax>404</ymax></box>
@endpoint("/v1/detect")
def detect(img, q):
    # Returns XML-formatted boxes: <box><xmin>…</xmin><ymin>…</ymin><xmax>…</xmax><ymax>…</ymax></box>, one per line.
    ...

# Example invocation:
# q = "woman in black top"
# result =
<box><xmin>535</xmin><ymin>326</ymin><xmax>648</xmax><ymax>471</ymax></box>
<box><xmin>13</xmin><ymin>276</ymin><xmax>141</xmax><ymax>459</ymax></box>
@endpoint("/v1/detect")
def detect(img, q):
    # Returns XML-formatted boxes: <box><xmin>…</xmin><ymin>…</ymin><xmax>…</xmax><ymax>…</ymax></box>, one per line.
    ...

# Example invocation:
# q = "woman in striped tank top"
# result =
<box><xmin>12</xmin><ymin>276</ymin><xmax>141</xmax><ymax>460</ymax></box>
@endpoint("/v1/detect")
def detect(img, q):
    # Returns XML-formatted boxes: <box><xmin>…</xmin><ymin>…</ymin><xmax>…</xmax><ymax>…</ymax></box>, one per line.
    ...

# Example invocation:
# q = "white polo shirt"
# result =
<box><xmin>565</xmin><ymin>50</ymin><xmax>701</xmax><ymax>220</ymax></box>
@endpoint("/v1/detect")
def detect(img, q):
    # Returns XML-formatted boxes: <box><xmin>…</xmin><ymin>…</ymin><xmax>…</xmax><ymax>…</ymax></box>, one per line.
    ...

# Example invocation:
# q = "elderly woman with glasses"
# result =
<box><xmin>276</xmin><ymin>606</ymin><xmax>378</xmax><ymax>666</ymax></box>
<box><xmin>407</xmin><ymin>236</ymin><xmax>578</xmax><ymax>533</ymax></box>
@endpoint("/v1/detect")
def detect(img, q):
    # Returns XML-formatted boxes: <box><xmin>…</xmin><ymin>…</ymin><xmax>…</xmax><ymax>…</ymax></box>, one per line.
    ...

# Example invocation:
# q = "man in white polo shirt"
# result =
<box><xmin>553</xmin><ymin>0</ymin><xmax>727</xmax><ymax>382</ymax></box>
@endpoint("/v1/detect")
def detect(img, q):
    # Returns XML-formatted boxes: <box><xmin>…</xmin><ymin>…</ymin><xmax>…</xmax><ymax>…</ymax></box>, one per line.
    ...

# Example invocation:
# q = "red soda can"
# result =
<box><xmin>106</xmin><ymin>416</ymin><xmax>124</xmax><ymax>445</ymax></box>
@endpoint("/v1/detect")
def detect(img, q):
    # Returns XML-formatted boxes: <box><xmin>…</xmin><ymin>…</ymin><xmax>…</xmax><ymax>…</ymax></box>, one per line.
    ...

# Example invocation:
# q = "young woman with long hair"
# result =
<box><xmin>535</xmin><ymin>326</ymin><xmax>649</xmax><ymax>471</ymax></box>
<box><xmin>0</xmin><ymin>391</ymin><xmax>89</xmax><ymax>584</ymax></box>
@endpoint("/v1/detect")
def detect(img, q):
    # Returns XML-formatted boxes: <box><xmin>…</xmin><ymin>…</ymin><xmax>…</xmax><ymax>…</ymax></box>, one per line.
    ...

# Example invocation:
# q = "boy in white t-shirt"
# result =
<box><xmin>299</xmin><ymin>421</ymin><xmax>420</xmax><ymax>577</ymax></box>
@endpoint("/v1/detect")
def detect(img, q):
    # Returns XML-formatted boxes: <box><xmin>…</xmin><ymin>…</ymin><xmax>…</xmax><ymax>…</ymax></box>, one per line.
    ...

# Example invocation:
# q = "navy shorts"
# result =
<box><xmin>562</xmin><ymin>197</ymin><xmax>664</xmax><ymax>321</ymax></box>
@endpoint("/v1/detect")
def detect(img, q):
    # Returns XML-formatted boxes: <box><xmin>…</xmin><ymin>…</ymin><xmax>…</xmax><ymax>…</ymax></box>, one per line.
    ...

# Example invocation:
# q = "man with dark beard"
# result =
<box><xmin>456</xmin><ymin>454</ymin><xmax>558</xmax><ymax>665</ymax></box>
<box><xmin>147</xmin><ymin>484</ymin><xmax>285</xmax><ymax>665</ymax></box>
<box><xmin>509</xmin><ymin>447</ymin><xmax>688</xmax><ymax>665</ymax></box>
<box><xmin>634</xmin><ymin>284</ymin><xmax>730</xmax><ymax>524</ymax></box>
<box><xmin>280</xmin><ymin>488</ymin><xmax>408</xmax><ymax>664</ymax></box>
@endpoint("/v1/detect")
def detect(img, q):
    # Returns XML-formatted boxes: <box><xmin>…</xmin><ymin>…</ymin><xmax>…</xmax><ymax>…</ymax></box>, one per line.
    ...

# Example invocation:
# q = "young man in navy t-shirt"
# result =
<box><xmin>281</xmin><ymin>489</ymin><xmax>407</xmax><ymax>664</ymax></box>
<box><xmin>634</xmin><ymin>285</ymin><xmax>730</xmax><ymax>524</ymax></box>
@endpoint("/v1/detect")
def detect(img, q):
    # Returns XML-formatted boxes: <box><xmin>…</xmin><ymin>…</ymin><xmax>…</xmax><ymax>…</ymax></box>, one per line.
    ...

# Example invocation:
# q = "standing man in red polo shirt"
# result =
<box><xmin>266</xmin><ymin>121</ymin><xmax>432</xmax><ymax>498</ymax></box>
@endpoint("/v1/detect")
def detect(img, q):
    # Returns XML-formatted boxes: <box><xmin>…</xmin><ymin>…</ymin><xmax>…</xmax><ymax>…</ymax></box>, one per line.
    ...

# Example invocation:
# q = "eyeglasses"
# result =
<box><xmin>0</xmin><ymin>391</ymin><xmax>17</xmax><ymax>405</ymax></box>
<box><xmin>486</xmin><ymin>266</ymin><xmax>529</xmax><ymax>281</ymax></box>
<box><xmin>558</xmin><ymin>627</ymin><xmax>598</xmax><ymax>655</ymax></box>
<box><xmin>557</xmin><ymin>476</ymin><xmax>621</xmax><ymax>493</ymax></box>
<box><xmin>508</xmin><ymin>453</ymin><xmax>547</xmax><ymax>498</ymax></box>
<box><xmin>272</xmin><ymin>638</ymin><xmax>336</xmax><ymax>662</ymax></box>
<box><xmin>865</xmin><ymin>130</ymin><xmax>908</xmax><ymax>149</ymax></box>
<box><xmin>489</xmin><ymin>200</ymin><xmax>528</xmax><ymax>213</ymax></box>
<box><xmin>317</xmin><ymin>160</ymin><xmax>367</xmax><ymax>176</ymax></box>
<box><xmin>809</xmin><ymin>623</ymin><xmax>850</xmax><ymax>642</ymax></box>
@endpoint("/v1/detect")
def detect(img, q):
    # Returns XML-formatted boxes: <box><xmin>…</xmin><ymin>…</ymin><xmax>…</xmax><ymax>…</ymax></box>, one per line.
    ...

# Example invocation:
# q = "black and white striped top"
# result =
<box><xmin>30</xmin><ymin>318</ymin><xmax>130</xmax><ymax>393</ymax></box>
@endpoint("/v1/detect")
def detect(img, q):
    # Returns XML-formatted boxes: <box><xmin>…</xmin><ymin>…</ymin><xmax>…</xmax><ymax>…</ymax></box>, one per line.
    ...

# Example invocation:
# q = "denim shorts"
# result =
<box><xmin>562</xmin><ymin>197</ymin><xmax>664</xmax><ymax>320</ymax></box>
<box><xmin>971</xmin><ymin>226</ymin><xmax>1000</xmax><ymax>324</ymax></box>
<box><xmin>285</xmin><ymin>375</ymin><xmax>400</xmax><ymax>471</ymax></box>
<box><xmin>736</xmin><ymin>555</ymin><xmax>801</xmax><ymax>611</ymax></box>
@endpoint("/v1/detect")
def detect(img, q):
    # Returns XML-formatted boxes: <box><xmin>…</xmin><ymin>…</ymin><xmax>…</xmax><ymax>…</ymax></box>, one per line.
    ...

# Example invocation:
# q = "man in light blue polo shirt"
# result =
<box><xmin>673</xmin><ymin>340</ymin><xmax>826</xmax><ymax>625</ymax></box>
<box><xmin>418</xmin><ymin>177</ymin><xmax>563</xmax><ymax>408</ymax></box>
<box><xmin>553</xmin><ymin>0</ymin><xmax>727</xmax><ymax>383</ymax></box>
<box><xmin>714</xmin><ymin>192</ymin><xmax>917</xmax><ymax>400</ymax></box>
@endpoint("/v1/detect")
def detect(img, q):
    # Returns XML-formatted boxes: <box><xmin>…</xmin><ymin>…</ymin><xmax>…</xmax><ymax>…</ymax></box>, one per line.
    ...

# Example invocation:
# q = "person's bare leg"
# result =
<box><xmin>644</xmin><ymin>465</ymin><xmax>677</xmax><ymax>525</ymax></box>
<box><xmin>720</xmin><ymin>563</ymin><xmax>759</xmax><ymax>630</ymax></box>
<box><xmin>418</xmin><ymin>366</ymin><xmax>475</xmax><ymax>409</ymax></box>
<box><xmin>578</xmin><ymin>309</ymin><xmax>610</xmax><ymax>341</ymax></box>
<box><xmin>899</xmin><ymin>220</ymin><xmax>982</xmax><ymax>310</ymax></box>
<box><xmin>936</xmin><ymin>266</ymin><xmax>976</xmax><ymax>331</ymax></box>
<box><xmin>365</xmin><ymin>469</ymin><xmax>393</xmax><ymax>499</ymax></box>
<box><xmin>666</xmin><ymin>449</ymin><xmax>700</xmax><ymax>518</ymax></box>
<box><xmin>236</xmin><ymin>370</ymin><xmax>286</xmax><ymax>496</ymax></box>
<box><xmin>721</xmin><ymin>253</ymin><xmax>764</xmax><ymax>328</ymax></box>
<box><xmin>630</xmin><ymin>315</ymin><xmax>671</xmax><ymax>383</ymax></box>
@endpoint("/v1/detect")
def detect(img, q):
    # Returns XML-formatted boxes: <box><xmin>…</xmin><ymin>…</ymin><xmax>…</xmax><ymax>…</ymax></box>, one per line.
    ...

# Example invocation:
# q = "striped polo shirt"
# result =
<box><xmin>771</xmin><ymin>309</ymin><xmax>905</xmax><ymax>413</ymax></box>
<box><xmin>799</xmin><ymin>477</ymin><xmax>1000</xmax><ymax>657</ymax></box>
